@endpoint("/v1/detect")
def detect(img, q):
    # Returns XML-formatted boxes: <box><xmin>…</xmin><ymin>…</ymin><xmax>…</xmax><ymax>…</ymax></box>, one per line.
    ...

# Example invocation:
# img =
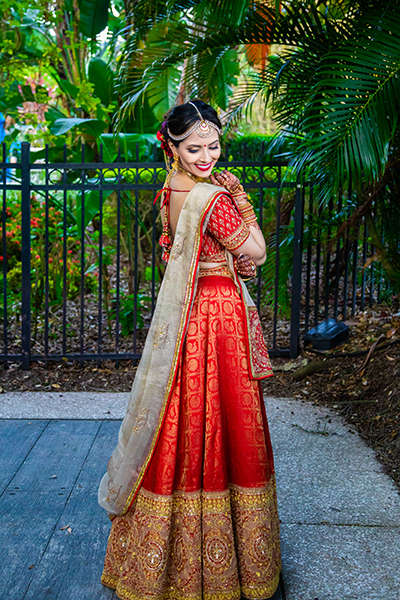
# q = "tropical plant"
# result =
<box><xmin>118</xmin><ymin>0</ymin><xmax>400</xmax><ymax>294</ymax></box>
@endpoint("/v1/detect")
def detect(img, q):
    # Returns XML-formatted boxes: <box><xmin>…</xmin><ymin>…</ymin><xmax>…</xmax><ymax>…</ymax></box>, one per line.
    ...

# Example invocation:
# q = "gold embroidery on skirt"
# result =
<box><xmin>102</xmin><ymin>480</ymin><xmax>281</xmax><ymax>600</ymax></box>
<box><xmin>198</xmin><ymin>265</ymin><xmax>233</xmax><ymax>280</ymax></box>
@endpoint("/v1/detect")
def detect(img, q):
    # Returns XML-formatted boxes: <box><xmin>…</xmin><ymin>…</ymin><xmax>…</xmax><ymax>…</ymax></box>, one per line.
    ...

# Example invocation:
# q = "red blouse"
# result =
<box><xmin>157</xmin><ymin>189</ymin><xmax>250</xmax><ymax>262</ymax></box>
<box><xmin>199</xmin><ymin>194</ymin><xmax>250</xmax><ymax>262</ymax></box>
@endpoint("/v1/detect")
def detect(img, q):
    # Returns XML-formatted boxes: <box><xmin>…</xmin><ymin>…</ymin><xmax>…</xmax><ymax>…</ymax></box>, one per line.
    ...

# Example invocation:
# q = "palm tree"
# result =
<box><xmin>117</xmin><ymin>0</ymin><xmax>400</xmax><ymax>292</ymax></box>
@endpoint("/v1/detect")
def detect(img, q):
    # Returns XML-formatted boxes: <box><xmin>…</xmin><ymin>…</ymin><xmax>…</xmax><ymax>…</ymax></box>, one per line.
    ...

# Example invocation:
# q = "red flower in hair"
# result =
<box><xmin>157</xmin><ymin>128</ymin><xmax>173</xmax><ymax>157</ymax></box>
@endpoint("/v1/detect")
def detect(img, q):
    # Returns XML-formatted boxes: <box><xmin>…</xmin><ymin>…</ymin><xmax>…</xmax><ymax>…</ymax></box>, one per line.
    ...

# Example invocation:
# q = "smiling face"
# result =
<box><xmin>169</xmin><ymin>129</ymin><xmax>221</xmax><ymax>178</ymax></box>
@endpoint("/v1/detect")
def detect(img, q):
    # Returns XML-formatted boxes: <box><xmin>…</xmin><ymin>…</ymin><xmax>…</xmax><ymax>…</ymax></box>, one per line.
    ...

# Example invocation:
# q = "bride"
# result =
<box><xmin>99</xmin><ymin>99</ymin><xmax>282</xmax><ymax>600</ymax></box>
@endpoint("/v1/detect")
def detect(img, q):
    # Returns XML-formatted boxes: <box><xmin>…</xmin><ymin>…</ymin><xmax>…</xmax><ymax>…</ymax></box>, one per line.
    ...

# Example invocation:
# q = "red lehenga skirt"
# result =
<box><xmin>101</xmin><ymin>270</ymin><xmax>281</xmax><ymax>600</ymax></box>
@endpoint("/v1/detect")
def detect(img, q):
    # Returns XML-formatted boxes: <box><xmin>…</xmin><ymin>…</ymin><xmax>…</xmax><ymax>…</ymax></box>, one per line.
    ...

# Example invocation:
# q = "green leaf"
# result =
<box><xmin>147</xmin><ymin>65</ymin><xmax>181</xmax><ymax>121</ymax></box>
<box><xmin>57</xmin><ymin>79</ymin><xmax>80</xmax><ymax>101</ymax></box>
<box><xmin>76</xmin><ymin>189</ymin><xmax>114</xmax><ymax>236</ymax></box>
<box><xmin>0</xmin><ymin>83</ymin><xmax>36</xmax><ymax>111</ymax></box>
<box><xmin>51</xmin><ymin>118</ymin><xmax>108</xmax><ymax>137</ymax></box>
<box><xmin>78</xmin><ymin>0</ymin><xmax>111</xmax><ymax>38</ymax></box>
<box><xmin>99</xmin><ymin>133</ymin><xmax>158</xmax><ymax>160</ymax></box>
<box><xmin>0</xmin><ymin>85</ymin><xmax>23</xmax><ymax>110</ymax></box>
<box><xmin>88</xmin><ymin>58</ymin><xmax>115</xmax><ymax>106</ymax></box>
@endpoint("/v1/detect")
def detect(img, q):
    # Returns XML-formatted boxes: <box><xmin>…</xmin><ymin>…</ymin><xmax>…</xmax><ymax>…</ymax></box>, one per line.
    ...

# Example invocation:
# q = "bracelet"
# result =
<box><xmin>232</xmin><ymin>191</ymin><xmax>248</xmax><ymax>204</ymax></box>
<box><xmin>237</xmin><ymin>201</ymin><xmax>258</xmax><ymax>226</ymax></box>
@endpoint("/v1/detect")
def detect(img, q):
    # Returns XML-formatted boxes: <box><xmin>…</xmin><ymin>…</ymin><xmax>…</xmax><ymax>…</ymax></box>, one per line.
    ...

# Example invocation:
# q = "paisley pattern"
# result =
<box><xmin>101</xmin><ymin>274</ymin><xmax>281</xmax><ymax>599</ymax></box>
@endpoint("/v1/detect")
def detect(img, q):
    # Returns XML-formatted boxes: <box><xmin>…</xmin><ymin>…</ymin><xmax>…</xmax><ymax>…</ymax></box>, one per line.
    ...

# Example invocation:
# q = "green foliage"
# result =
<box><xmin>50</xmin><ymin>117</ymin><xmax>108</xmax><ymax>136</ymax></box>
<box><xmin>75</xmin><ymin>189</ymin><xmax>114</xmax><ymax>236</ymax></box>
<box><xmin>78</xmin><ymin>0</ymin><xmax>111</xmax><ymax>38</ymax></box>
<box><xmin>88</xmin><ymin>58</ymin><xmax>115</xmax><ymax>106</ymax></box>
<box><xmin>99</xmin><ymin>133</ymin><xmax>159</xmax><ymax>161</ymax></box>
<box><xmin>113</xmin><ymin>293</ymin><xmax>151</xmax><ymax>336</ymax></box>
<box><xmin>0</xmin><ymin>195</ymin><xmax>90</xmax><ymax>307</ymax></box>
<box><xmin>226</xmin><ymin>135</ymin><xmax>276</xmax><ymax>162</ymax></box>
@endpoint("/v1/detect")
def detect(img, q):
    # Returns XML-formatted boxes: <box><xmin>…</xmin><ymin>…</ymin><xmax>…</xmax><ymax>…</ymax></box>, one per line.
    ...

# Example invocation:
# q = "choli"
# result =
<box><xmin>156</xmin><ymin>187</ymin><xmax>250</xmax><ymax>263</ymax></box>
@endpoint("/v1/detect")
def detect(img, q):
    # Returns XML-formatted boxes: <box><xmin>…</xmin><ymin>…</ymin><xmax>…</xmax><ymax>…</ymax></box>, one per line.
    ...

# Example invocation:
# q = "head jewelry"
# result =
<box><xmin>167</xmin><ymin>102</ymin><xmax>221</xmax><ymax>141</ymax></box>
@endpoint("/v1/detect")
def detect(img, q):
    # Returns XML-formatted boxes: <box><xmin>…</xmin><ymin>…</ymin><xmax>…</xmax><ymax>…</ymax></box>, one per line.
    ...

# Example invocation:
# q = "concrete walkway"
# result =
<box><xmin>1</xmin><ymin>391</ymin><xmax>400</xmax><ymax>600</ymax></box>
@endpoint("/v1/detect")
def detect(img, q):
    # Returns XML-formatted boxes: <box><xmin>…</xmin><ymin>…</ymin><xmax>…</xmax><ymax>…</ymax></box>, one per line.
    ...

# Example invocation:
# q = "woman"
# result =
<box><xmin>99</xmin><ymin>100</ymin><xmax>281</xmax><ymax>600</ymax></box>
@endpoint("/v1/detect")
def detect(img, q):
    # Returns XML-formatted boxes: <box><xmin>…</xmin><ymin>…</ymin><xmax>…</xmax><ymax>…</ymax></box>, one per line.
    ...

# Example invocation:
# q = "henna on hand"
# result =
<box><xmin>210</xmin><ymin>169</ymin><xmax>242</xmax><ymax>193</ymax></box>
<box><xmin>236</xmin><ymin>253</ymin><xmax>256</xmax><ymax>278</ymax></box>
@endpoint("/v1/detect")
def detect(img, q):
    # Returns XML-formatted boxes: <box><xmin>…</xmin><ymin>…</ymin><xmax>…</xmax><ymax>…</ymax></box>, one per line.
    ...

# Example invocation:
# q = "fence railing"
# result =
<box><xmin>0</xmin><ymin>142</ymin><xmax>392</xmax><ymax>369</ymax></box>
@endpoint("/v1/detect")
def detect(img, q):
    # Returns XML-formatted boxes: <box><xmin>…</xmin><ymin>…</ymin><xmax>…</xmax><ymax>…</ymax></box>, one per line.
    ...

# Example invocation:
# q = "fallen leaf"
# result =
<box><xmin>386</xmin><ymin>328</ymin><xmax>398</xmax><ymax>338</ymax></box>
<box><xmin>386</xmin><ymin>356</ymin><xmax>396</xmax><ymax>362</ymax></box>
<box><xmin>28</xmin><ymin>565</ymin><xmax>34</xmax><ymax>570</ymax></box>
<box><xmin>67</xmin><ymin>527</ymin><xmax>72</xmax><ymax>533</ymax></box>
<box><xmin>51</xmin><ymin>383</ymin><xmax>60</xmax><ymax>389</ymax></box>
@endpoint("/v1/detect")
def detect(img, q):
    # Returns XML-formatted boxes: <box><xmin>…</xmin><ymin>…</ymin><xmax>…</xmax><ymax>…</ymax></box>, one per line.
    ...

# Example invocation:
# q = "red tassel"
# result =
<box><xmin>159</xmin><ymin>232</ymin><xmax>171</xmax><ymax>246</ymax></box>
<box><xmin>154</xmin><ymin>187</ymin><xmax>171</xmax><ymax>208</ymax></box>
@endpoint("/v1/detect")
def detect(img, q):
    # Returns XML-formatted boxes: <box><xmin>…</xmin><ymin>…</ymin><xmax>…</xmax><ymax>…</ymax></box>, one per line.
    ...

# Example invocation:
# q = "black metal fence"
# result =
<box><xmin>0</xmin><ymin>142</ymin><xmax>391</xmax><ymax>369</ymax></box>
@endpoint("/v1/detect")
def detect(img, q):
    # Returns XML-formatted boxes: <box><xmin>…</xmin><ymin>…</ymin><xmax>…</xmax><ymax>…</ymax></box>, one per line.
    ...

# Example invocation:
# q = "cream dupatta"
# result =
<box><xmin>98</xmin><ymin>182</ymin><xmax>273</xmax><ymax>517</ymax></box>
<box><xmin>98</xmin><ymin>183</ymin><xmax>223</xmax><ymax>516</ymax></box>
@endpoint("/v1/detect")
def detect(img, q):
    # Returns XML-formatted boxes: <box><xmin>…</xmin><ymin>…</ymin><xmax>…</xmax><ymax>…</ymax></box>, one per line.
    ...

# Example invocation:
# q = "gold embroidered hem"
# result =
<box><xmin>102</xmin><ymin>480</ymin><xmax>281</xmax><ymax>600</ymax></box>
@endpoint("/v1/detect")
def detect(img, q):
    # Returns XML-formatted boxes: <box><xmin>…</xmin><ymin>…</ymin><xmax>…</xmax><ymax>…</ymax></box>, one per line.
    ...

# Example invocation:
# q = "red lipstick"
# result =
<box><xmin>195</xmin><ymin>162</ymin><xmax>212</xmax><ymax>172</ymax></box>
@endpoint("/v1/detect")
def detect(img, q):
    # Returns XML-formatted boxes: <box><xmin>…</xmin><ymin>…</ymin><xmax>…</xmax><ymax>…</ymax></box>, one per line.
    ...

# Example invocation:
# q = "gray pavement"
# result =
<box><xmin>1</xmin><ymin>391</ymin><xmax>400</xmax><ymax>599</ymax></box>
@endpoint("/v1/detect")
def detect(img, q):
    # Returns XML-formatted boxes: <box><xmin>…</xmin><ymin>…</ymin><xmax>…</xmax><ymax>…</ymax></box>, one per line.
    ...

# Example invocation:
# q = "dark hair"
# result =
<box><xmin>160</xmin><ymin>100</ymin><xmax>222</xmax><ymax>148</ymax></box>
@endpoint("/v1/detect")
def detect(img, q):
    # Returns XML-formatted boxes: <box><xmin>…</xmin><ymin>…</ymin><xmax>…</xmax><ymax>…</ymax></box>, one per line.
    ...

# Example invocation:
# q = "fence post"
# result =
<box><xmin>290</xmin><ymin>173</ymin><xmax>303</xmax><ymax>358</ymax></box>
<box><xmin>21</xmin><ymin>142</ymin><xmax>31</xmax><ymax>370</ymax></box>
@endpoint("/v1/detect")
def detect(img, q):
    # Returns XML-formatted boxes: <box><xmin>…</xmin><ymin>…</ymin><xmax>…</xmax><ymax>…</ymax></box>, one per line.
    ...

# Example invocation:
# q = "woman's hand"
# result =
<box><xmin>236</xmin><ymin>254</ymin><xmax>256</xmax><ymax>278</ymax></box>
<box><xmin>210</xmin><ymin>169</ymin><xmax>242</xmax><ymax>194</ymax></box>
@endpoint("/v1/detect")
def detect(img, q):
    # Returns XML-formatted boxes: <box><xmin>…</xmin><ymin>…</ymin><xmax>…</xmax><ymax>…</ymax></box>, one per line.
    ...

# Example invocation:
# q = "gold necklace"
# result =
<box><xmin>179</xmin><ymin>167</ymin><xmax>209</xmax><ymax>184</ymax></box>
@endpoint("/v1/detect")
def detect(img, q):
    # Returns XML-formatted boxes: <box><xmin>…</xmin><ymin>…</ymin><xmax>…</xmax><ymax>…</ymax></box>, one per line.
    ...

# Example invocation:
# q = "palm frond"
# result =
<box><xmin>286</xmin><ymin>4</ymin><xmax>400</xmax><ymax>197</ymax></box>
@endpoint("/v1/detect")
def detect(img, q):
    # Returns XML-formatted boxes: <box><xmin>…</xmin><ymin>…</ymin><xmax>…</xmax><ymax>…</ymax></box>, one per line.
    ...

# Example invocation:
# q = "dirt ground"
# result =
<box><xmin>1</xmin><ymin>307</ymin><xmax>399</xmax><ymax>492</ymax></box>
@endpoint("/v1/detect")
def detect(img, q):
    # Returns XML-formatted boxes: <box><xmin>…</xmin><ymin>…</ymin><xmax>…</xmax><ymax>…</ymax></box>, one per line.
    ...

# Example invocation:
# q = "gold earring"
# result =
<box><xmin>171</xmin><ymin>152</ymin><xmax>179</xmax><ymax>174</ymax></box>
<box><xmin>165</xmin><ymin>152</ymin><xmax>180</xmax><ymax>188</ymax></box>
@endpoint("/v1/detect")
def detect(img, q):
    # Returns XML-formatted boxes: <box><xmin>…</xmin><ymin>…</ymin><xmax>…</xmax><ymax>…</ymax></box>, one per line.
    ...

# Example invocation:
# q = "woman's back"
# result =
<box><xmin>166</xmin><ymin>172</ymin><xmax>196</xmax><ymax>238</ymax></box>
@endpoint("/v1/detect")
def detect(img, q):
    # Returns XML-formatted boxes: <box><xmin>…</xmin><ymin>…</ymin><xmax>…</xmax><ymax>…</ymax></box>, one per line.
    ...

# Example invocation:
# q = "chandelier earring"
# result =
<box><xmin>171</xmin><ymin>151</ymin><xmax>179</xmax><ymax>175</ymax></box>
<box><xmin>165</xmin><ymin>149</ymin><xmax>180</xmax><ymax>188</ymax></box>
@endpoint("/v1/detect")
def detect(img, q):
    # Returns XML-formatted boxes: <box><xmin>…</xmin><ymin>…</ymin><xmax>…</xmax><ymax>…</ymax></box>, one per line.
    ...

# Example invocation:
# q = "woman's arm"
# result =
<box><xmin>210</xmin><ymin>170</ymin><xmax>266</xmax><ymax>265</ymax></box>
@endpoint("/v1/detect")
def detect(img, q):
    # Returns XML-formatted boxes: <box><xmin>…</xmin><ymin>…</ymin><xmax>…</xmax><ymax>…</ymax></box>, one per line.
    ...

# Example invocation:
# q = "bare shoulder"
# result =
<box><xmin>170</xmin><ymin>171</ymin><xmax>196</xmax><ymax>191</ymax></box>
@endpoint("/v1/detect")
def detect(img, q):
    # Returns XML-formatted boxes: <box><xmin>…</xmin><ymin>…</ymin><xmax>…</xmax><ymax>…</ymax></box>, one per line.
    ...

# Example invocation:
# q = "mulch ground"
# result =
<box><xmin>1</xmin><ymin>307</ymin><xmax>399</xmax><ymax>492</ymax></box>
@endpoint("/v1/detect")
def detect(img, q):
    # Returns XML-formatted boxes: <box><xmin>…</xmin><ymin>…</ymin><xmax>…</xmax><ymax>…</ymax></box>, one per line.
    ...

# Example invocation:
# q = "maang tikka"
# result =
<box><xmin>167</xmin><ymin>102</ymin><xmax>221</xmax><ymax>141</ymax></box>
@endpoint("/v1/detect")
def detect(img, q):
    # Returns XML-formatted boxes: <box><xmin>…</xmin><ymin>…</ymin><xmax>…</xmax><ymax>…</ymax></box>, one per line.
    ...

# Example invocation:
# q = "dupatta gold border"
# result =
<box><xmin>119</xmin><ymin>188</ymin><xmax>224</xmax><ymax>517</ymax></box>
